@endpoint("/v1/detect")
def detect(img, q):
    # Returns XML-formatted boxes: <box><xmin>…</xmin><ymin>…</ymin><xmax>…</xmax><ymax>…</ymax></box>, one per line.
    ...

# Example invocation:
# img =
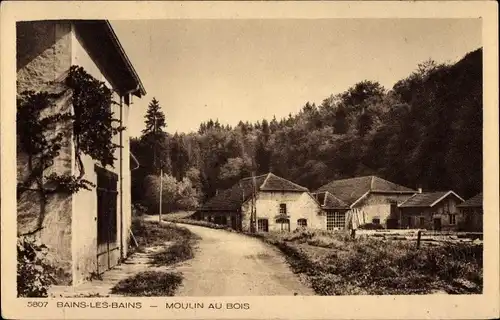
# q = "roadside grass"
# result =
<box><xmin>162</xmin><ymin>215</ymin><xmax>235</xmax><ymax>231</ymax></box>
<box><xmin>119</xmin><ymin>216</ymin><xmax>200</xmax><ymax>296</ymax></box>
<box><xmin>151</xmin><ymin>241</ymin><xmax>195</xmax><ymax>266</ymax></box>
<box><xmin>130</xmin><ymin>217</ymin><xmax>199</xmax><ymax>251</ymax></box>
<box><xmin>111</xmin><ymin>271</ymin><xmax>183</xmax><ymax>297</ymax></box>
<box><xmin>250</xmin><ymin>229</ymin><xmax>483</xmax><ymax>295</ymax></box>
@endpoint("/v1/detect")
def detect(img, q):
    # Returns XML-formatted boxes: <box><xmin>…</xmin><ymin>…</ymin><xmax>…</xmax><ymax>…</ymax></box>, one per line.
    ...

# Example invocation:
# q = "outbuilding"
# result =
<box><xmin>195</xmin><ymin>173</ymin><xmax>325</xmax><ymax>232</ymax></box>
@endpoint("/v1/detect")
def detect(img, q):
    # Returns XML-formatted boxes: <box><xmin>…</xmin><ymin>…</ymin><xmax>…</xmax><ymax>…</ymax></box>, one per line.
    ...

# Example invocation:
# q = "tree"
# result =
<box><xmin>142</xmin><ymin>97</ymin><xmax>166</xmax><ymax>135</ymax></box>
<box><xmin>140</xmin><ymin>97</ymin><xmax>168</xmax><ymax>174</ymax></box>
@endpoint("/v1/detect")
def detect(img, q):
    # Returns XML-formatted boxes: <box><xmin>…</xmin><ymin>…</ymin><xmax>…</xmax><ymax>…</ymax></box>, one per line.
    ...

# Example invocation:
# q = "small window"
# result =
<box><xmin>279</xmin><ymin>203</ymin><xmax>287</xmax><ymax>214</ymax></box>
<box><xmin>419</xmin><ymin>216</ymin><xmax>426</xmax><ymax>227</ymax></box>
<box><xmin>449</xmin><ymin>214</ymin><xmax>456</xmax><ymax>225</ymax></box>
<box><xmin>372</xmin><ymin>218</ymin><xmax>380</xmax><ymax>225</ymax></box>
<box><xmin>444</xmin><ymin>200</ymin><xmax>450</xmax><ymax>213</ymax></box>
<box><xmin>257</xmin><ymin>219</ymin><xmax>269</xmax><ymax>232</ymax></box>
<box><xmin>297</xmin><ymin>218</ymin><xmax>307</xmax><ymax>228</ymax></box>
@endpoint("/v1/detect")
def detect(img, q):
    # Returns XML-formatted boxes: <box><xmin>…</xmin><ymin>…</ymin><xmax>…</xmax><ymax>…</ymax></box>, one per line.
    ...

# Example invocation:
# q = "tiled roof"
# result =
<box><xmin>199</xmin><ymin>173</ymin><xmax>308</xmax><ymax>211</ymax></box>
<box><xmin>457</xmin><ymin>193</ymin><xmax>482</xmax><ymax>208</ymax></box>
<box><xmin>315</xmin><ymin>176</ymin><xmax>416</xmax><ymax>205</ymax></box>
<box><xmin>312</xmin><ymin>191</ymin><xmax>349</xmax><ymax>209</ymax></box>
<box><xmin>399</xmin><ymin>191</ymin><xmax>464</xmax><ymax>208</ymax></box>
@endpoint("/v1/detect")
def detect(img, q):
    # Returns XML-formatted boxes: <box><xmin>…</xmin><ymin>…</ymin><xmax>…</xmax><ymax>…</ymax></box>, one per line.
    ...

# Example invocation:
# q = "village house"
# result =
<box><xmin>195</xmin><ymin>173</ymin><xmax>325</xmax><ymax>232</ymax></box>
<box><xmin>398</xmin><ymin>191</ymin><xmax>465</xmax><ymax>231</ymax></box>
<box><xmin>457</xmin><ymin>192</ymin><xmax>483</xmax><ymax>232</ymax></box>
<box><xmin>17</xmin><ymin>20</ymin><xmax>146</xmax><ymax>286</ymax></box>
<box><xmin>314</xmin><ymin>176</ymin><xmax>417</xmax><ymax>229</ymax></box>
<box><xmin>311</xmin><ymin>191</ymin><xmax>350</xmax><ymax>230</ymax></box>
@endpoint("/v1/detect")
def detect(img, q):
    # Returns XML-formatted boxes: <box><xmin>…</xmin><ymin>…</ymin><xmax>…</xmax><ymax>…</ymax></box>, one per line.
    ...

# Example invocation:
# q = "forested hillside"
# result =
<box><xmin>131</xmin><ymin>48</ymin><xmax>482</xmax><ymax>212</ymax></box>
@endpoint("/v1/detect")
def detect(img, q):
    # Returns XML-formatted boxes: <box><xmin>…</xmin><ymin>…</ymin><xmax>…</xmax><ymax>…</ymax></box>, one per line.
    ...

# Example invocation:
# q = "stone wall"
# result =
<box><xmin>17</xmin><ymin>21</ymin><xmax>74</xmax><ymax>285</ymax></box>
<box><xmin>241</xmin><ymin>191</ymin><xmax>325</xmax><ymax>232</ymax></box>
<box><xmin>353</xmin><ymin>193</ymin><xmax>414</xmax><ymax>228</ymax></box>
<box><xmin>400</xmin><ymin>197</ymin><xmax>464</xmax><ymax>231</ymax></box>
<box><xmin>17</xmin><ymin>21</ymin><xmax>134</xmax><ymax>286</ymax></box>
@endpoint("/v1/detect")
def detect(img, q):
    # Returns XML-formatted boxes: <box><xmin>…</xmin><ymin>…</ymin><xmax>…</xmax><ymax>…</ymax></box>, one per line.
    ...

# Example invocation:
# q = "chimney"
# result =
<box><xmin>417</xmin><ymin>188</ymin><xmax>422</xmax><ymax>194</ymax></box>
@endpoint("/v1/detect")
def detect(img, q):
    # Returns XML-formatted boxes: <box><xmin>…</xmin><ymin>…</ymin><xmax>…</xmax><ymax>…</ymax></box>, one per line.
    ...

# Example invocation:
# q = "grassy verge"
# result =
<box><xmin>163</xmin><ymin>215</ymin><xmax>235</xmax><ymax>231</ymax></box>
<box><xmin>117</xmin><ymin>216</ymin><xmax>199</xmax><ymax>296</ymax></box>
<box><xmin>249</xmin><ymin>229</ymin><xmax>483</xmax><ymax>295</ymax></box>
<box><xmin>111</xmin><ymin>271</ymin><xmax>183</xmax><ymax>296</ymax></box>
<box><xmin>130</xmin><ymin>217</ymin><xmax>198</xmax><ymax>252</ymax></box>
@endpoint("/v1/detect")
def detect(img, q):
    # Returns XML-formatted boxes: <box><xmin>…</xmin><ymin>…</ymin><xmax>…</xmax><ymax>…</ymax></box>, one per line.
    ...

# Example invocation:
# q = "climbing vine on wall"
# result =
<box><xmin>17</xmin><ymin>65</ymin><xmax>124</xmax><ymax>232</ymax></box>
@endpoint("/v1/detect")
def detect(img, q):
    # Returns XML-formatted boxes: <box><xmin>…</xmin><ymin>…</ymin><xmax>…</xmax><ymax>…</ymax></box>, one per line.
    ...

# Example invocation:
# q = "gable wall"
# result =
<box><xmin>352</xmin><ymin>193</ymin><xmax>415</xmax><ymax>227</ymax></box>
<box><xmin>241</xmin><ymin>191</ymin><xmax>325</xmax><ymax>232</ymax></box>
<box><xmin>16</xmin><ymin>21</ymin><xmax>74</xmax><ymax>285</ymax></box>
<box><xmin>400</xmin><ymin>196</ymin><xmax>465</xmax><ymax>230</ymax></box>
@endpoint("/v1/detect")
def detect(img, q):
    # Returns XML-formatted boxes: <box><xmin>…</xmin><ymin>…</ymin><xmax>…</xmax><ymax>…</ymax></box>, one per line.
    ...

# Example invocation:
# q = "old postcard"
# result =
<box><xmin>1</xmin><ymin>1</ymin><xmax>499</xmax><ymax>319</ymax></box>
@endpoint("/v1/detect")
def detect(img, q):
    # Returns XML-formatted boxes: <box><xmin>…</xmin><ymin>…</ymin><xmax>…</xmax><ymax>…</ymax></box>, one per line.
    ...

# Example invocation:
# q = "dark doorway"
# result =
<box><xmin>433</xmin><ymin>218</ymin><xmax>442</xmax><ymax>231</ymax></box>
<box><xmin>386</xmin><ymin>218</ymin><xmax>398</xmax><ymax>229</ymax></box>
<box><xmin>95</xmin><ymin>166</ymin><xmax>119</xmax><ymax>274</ymax></box>
<box><xmin>257</xmin><ymin>219</ymin><xmax>269</xmax><ymax>232</ymax></box>
<box><xmin>231</xmin><ymin>215</ymin><xmax>238</xmax><ymax>230</ymax></box>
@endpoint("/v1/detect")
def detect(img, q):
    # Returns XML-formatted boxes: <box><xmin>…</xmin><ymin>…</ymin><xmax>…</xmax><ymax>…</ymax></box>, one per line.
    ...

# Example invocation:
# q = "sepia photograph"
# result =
<box><xmin>2</xmin><ymin>1</ymin><xmax>499</xmax><ymax>319</ymax></box>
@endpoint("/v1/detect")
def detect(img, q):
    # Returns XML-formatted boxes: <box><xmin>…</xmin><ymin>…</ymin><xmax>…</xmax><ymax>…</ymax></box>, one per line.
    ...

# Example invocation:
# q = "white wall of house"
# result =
<box><xmin>241</xmin><ymin>191</ymin><xmax>325</xmax><ymax>232</ymax></box>
<box><xmin>353</xmin><ymin>193</ymin><xmax>414</xmax><ymax>227</ymax></box>
<box><xmin>70</xmin><ymin>25</ymin><xmax>131</xmax><ymax>284</ymax></box>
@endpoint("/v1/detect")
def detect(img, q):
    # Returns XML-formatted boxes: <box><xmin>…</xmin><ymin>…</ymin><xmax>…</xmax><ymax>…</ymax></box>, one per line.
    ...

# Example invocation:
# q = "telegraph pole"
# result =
<box><xmin>153</xmin><ymin>114</ymin><xmax>163</xmax><ymax>223</ymax></box>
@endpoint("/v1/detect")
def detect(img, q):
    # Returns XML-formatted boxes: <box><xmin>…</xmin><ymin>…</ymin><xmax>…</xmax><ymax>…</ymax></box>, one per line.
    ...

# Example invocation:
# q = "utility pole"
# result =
<box><xmin>153</xmin><ymin>114</ymin><xmax>163</xmax><ymax>223</ymax></box>
<box><xmin>251</xmin><ymin>171</ymin><xmax>257</xmax><ymax>233</ymax></box>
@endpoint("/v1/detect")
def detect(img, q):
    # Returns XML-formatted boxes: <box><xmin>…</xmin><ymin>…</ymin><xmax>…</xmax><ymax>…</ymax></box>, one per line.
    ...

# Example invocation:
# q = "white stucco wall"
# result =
<box><xmin>70</xmin><ymin>25</ymin><xmax>131</xmax><ymax>284</ymax></box>
<box><xmin>241</xmin><ymin>191</ymin><xmax>325</xmax><ymax>232</ymax></box>
<box><xmin>353</xmin><ymin>193</ymin><xmax>414</xmax><ymax>227</ymax></box>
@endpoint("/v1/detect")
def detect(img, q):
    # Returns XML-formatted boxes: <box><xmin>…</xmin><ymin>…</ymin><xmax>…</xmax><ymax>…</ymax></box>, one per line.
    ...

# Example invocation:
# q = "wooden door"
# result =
<box><xmin>95</xmin><ymin>166</ymin><xmax>119</xmax><ymax>274</ymax></box>
<box><xmin>433</xmin><ymin>217</ymin><xmax>442</xmax><ymax>231</ymax></box>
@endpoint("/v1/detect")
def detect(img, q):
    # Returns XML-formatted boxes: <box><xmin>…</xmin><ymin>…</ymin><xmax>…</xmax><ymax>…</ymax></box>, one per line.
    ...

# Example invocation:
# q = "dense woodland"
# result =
<box><xmin>131</xmin><ymin>48</ymin><xmax>482</xmax><ymax>212</ymax></box>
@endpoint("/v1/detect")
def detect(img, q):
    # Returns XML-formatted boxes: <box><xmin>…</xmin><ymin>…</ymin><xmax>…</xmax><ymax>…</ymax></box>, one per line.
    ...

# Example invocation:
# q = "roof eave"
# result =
<box><xmin>104</xmin><ymin>21</ymin><xmax>146</xmax><ymax>97</ymax></box>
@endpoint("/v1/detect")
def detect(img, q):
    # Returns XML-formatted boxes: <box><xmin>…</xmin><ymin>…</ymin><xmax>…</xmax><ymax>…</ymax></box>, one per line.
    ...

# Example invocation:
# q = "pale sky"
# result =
<box><xmin>110</xmin><ymin>19</ymin><xmax>481</xmax><ymax>137</ymax></box>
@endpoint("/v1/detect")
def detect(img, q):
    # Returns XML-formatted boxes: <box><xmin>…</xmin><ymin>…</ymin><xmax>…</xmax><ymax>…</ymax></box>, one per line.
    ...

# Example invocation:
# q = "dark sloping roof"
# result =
<box><xmin>312</xmin><ymin>191</ymin><xmax>349</xmax><ymax>209</ymax></box>
<box><xmin>399</xmin><ymin>191</ymin><xmax>464</xmax><ymax>208</ymax></box>
<box><xmin>260</xmin><ymin>173</ymin><xmax>308</xmax><ymax>192</ymax></box>
<box><xmin>199</xmin><ymin>173</ymin><xmax>308</xmax><ymax>211</ymax></box>
<box><xmin>315</xmin><ymin>176</ymin><xmax>416</xmax><ymax>205</ymax></box>
<box><xmin>73</xmin><ymin>20</ymin><xmax>146</xmax><ymax>97</ymax></box>
<box><xmin>457</xmin><ymin>193</ymin><xmax>482</xmax><ymax>208</ymax></box>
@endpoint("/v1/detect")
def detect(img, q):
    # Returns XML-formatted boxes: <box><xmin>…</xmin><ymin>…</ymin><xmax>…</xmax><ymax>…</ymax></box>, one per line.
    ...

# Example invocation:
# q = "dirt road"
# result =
<box><xmin>166</xmin><ymin>222</ymin><xmax>314</xmax><ymax>296</ymax></box>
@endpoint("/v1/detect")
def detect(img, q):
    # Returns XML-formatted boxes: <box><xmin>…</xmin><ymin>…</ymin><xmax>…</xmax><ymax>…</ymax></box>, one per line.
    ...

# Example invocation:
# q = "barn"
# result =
<box><xmin>399</xmin><ymin>190</ymin><xmax>465</xmax><ymax>231</ymax></box>
<box><xmin>457</xmin><ymin>193</ymin><xmax>483</xmax><ymax>232</ymax></box>
<box><xmin>315</xmin><ymin>176</ymin><xmax>417</xmax><ymax>229</ymax></box>
<box><xmin>195</xmin><ymin>173</ymin><xmax>325</xmax><ymax>232</ymax></box>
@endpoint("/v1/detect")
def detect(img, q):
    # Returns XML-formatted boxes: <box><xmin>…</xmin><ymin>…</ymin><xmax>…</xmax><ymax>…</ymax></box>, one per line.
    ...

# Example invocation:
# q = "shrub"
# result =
<box><xmin>358</xmin><ymin>223</ymin><xmax>385</xmax><ymax>230</ymax></box>
<box><xmin>151</xmin><ymin>242</ymin><xmax>195</xmax><ymax>266</ymax></box>
<box><xmin>17</xmin><ymin>237</ymin><xmax>56</xmax><ymax>297</ymax></box>
<box><xmin>111</xmin><ymin>271</ymin><xmax>183</xmax><ymax>296</ymax></box>
<box><xmin>163</xmin><ymin>217</ymin><xmax>234</xmax><ymax>231</ymax></box>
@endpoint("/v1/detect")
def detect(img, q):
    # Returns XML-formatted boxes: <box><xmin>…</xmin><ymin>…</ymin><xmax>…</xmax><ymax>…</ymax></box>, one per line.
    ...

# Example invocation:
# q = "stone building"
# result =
<box><xmin>195</xmin><ymin>173</ymin><xmax>325</xmax><ymax>232</ymax></box>
<box><xmin>16</xmin><ymin>20</ymin><xmax>146</xmax><ymax>286</ymax></box>
<box><xmin>314</xmin><ymin>176</ymin><xmax>417</xmax><ymax>229</ymax></box>
<box><xmin>398</xmin><ymin>191</ymin><xmax>465</xmax><ymax>231</ymax></box>
<box><xmin>311</xmin><ymin>191</ymin><xmax>350</xmax><ymax>231</ymax></box>
<box><xmin>457</xmin><ymin>192</ymin><xmax>483</xmax><ymax>232</ymax></box>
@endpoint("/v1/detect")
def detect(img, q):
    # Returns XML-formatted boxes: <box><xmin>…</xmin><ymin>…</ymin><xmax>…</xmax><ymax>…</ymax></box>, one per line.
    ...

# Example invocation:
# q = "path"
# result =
<box><xmin>49</xmin><ymin>241</ymin><xmax>174</xmax><ymax>297</ymax></box>
<box><xmin>165</xmin><ymin>222</ymin><xmax>314</xmax><ymax>296</ymax></box>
